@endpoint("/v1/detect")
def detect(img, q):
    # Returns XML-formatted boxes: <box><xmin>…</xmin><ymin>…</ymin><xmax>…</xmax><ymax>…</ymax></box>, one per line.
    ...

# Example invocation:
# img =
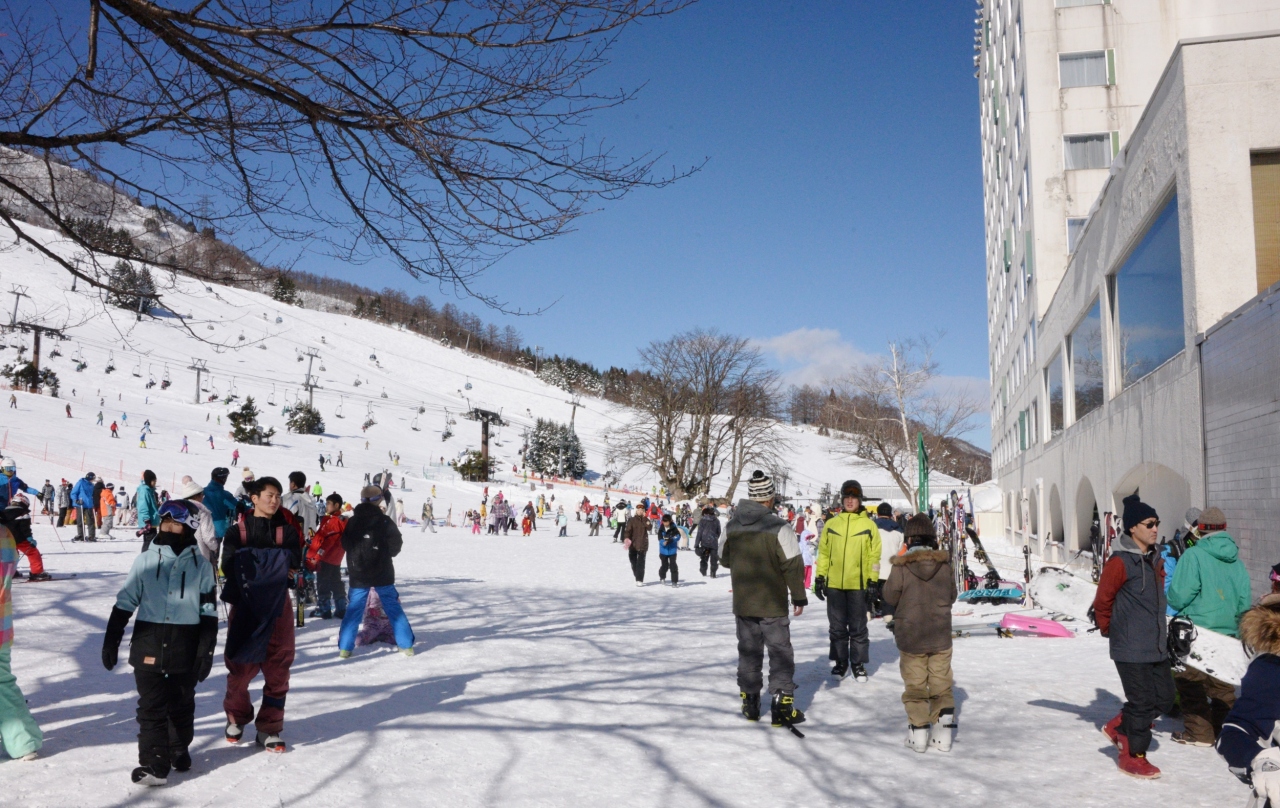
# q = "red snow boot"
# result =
<box><xmin>1101</xmin><ymin>712</ymin><xmax>1122</xmax><ymax>747</ymax></box>
<box><xmin>1117</xmin><ymin>751</ymin><xmax>1161</xmax><ymax>779</ymax></box>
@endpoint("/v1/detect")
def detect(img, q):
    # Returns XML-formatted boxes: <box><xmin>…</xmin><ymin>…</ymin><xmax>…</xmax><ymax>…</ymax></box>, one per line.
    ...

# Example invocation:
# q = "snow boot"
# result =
<box><xmin>851</xmin><ymin>663</ymin><xmax>868</xmax><ymax>682</ymax></box>
<box><xmin>770</xmin><ymin>693</ymin><xmax>806</xmax><ymax>728</ymax></box>
<box><xmin>1170</xmin><ymin>731</ymin><xmax>1211</xmax><ymax>747</ymax></box>
<box><xmin>930</xmin><ymin>710</ymin><xmax>956</xmax><ymax>752</ymax></box>
<box><xmin>400</xmin><ymin>647</ymin><xmax>415</xmax><ymax>657</ymax></box>
<box><xmin>741</xmin><ymin>692</ymin><xmax>760</xmax><ymax>722</ymax></box>
<box><xmin>225</xmin><ymin>721</ymin><xmax>243</xmax><ymax>744</ymax></box>
<box><xmin>830</xmin><ymin>661</ymin><xmax>847</xmax><ymax>677</ymax></box>
<box><xmin>338</xmin><ymin>650</ymin><xmax>352</xmax><ymax>659</ymax></box>
<box><xmin>26</xmin><ymin>572</ymin><xmax>52</xmax><ymax>582</ymax></box>
<box><xmin>906</xmin><ymin>725</ymin><xmax>930</xmax><ymax>753</ymax></box>
<box><xmin>1118</xmin><ymin>751</ymin><xmax>1161</xmax><ymax>779</ymax></box>
<box><xmin>255</xmin><ymin>732</ymin><xmax>286</xmax><ymax>753</ymax></box>
<box><xmin>18</xmin><ymin>752</ymin><xmax>38</xmax><ymax>761</ymax></box>
<box><xmin>171</xmin><ymin>749</ymin><xmax>192</xmax><ymax>772</ymax></box>
<box><xmin>131</xmin><ymin>766</ymin><xmax>167</xmax><ymax>786</ymax></box>
<box><xmin>1101</xmin><ymin>712</ymin><xmax>1122</xmax><ymax>747</ymax></box>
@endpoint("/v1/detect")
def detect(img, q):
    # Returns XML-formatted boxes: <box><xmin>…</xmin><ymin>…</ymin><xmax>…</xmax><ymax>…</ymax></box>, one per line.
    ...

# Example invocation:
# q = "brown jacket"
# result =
<box><xmin>623</xmin><ymin>514</ymin><xmax>650</xmax><ymax>554</ymax></box>
<box><xmin>882</xmin><ymin>548</ymin><xmax>956</xmax><ymax>655</ymax></box>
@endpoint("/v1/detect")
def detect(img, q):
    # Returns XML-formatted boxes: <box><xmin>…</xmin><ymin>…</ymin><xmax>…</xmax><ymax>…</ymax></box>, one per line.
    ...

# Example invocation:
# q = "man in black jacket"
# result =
<box><xmin>219</xmin><ymin>476</ymin><xmax>302</xmax><ymax>753</ymax></box>
<box><xmin>695</xmin><ymin>506</ymin><xmax>722</xmax><ymax>578</ymax></box>
<box><xmin>337</xmin><ymin>485</ymin><xmax>415</xmax><ymax>658</ymax></box>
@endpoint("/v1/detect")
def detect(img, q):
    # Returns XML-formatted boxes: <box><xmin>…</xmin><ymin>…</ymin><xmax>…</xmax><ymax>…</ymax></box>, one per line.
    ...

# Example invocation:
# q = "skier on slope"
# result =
<box><xmin>883</xmin><ymin>514</ymin><xmax>957</xmax><ymax>753</ymax></box>
<box><xmin>101</xmin><ymin>501</ymin><xmax>217</xmax><ymax>786</ymax></box>
<box><xmin>814</xmin><ymin>480</ymin><xmax>881</xmax><ymax>682</ymax></box>
<box><xmin>1218</xmin><ymin>594</ymin><xmax>1280</xmax><ymax>806</ymax></box>
<box><xmin>720</xmin><ymin>470</ymin><xmax>808</xmax><ymax>730</ymax></box>
<box><xmin>1092</xmin><ymin>494</ymin><xmax>1173</xmax><ymax>779</ymax></box>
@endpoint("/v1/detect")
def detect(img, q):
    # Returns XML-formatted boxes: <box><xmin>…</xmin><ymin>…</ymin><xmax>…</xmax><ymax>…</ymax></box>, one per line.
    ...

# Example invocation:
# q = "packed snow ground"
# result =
<box><xmin>0</xmin><ymin>522</ymin><xmax>1249</xmax><ymax>807</ymax></box>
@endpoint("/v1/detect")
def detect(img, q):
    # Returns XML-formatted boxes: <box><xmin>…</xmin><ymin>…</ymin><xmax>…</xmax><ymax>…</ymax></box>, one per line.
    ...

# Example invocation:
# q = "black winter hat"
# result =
<box><xmin>877</xmin><ymin>502</ymin><xmax>893</xmax><ymax>517</ymax></box>
<box><xmin>1121</xmin><ymin>494</ymin><xmax>1158</xmax><ymax>535</ymax></box>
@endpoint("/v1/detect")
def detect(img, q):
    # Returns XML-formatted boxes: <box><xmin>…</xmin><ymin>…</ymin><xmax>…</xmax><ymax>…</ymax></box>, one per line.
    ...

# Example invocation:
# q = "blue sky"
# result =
<box><xmin>358</xmin><ymin>1</ymin><xmax>991</xmax><ymax>443</ymax></box>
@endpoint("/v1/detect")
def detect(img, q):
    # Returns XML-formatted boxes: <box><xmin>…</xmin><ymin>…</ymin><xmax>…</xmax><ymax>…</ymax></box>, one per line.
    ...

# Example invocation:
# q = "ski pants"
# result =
<box><xmin>613</xmin><ymin>521</ymin><xmax>625</xmax><ymax>541</ymax></box>
<box><xmin>75</xmin><ymin>507</ymin><xmax>95</xmax><ymax>540</ymax></box>
<box><xmin>338</xmin><ymin>586</ymin><xmax>415</xmax><ymax>652</ymax></box>
<box><xmin>134</xmin><ymin>670</ymin><xmax>196</xmax><ymax>776</ymax></box>
<box><xmin>315</xmin><ymin>562</ymin><xmax>347</xmax><ymax>618</ymax></box>
<box><xmin>101</xmin><ymin>513</ymin><xmax>114</xmax><ymax>537</ymax></box>
<box><xmin>658</xmin><ymin>553</ymin><xmax>679</xmax><ymax>585</ymax></box>
<box><xmin>628</xmin><ymin>549</ymin><xmax>647</xmax><ymax>583</ymax></box>
<box><xmin>736</xmin><ymin>615</ymin><xmax>795</xmax><ymax>696</ymax></box>
<box><xmin>697</xmin><ymin>546</ymin><xmax>719</xmax><ymax>577</ymax></box>
<box><xmin>1174</xmin><ymin>667</ymin><xmax>1235</xmax><ymax>744</ymax></box>
<box><xmin>826</xmin><ymin>588</ymin><xmax>870</xmax><ymax>666</ymax></box>
<box><xmin>0</xmin><ymin>647</ymin><xmax>42</xmax><ymax>759</ymax></box>
<box><xmin>899</xmin><ymin>650</ymin><xmax>954</xmax><ymax>726</ymax></box>
<box><xmin>140</xmin><ymin>526</ymin><xmax>156</xmax><ymax>553</ymax></box>
<box><xmin>420</xmin><ymin>519</ymin><xmax>436</xmax><ymax>533</ymax></box>
<box><xmin>15</xmin><ymin>540</ymin><xmax>43</xmax><ymax>575</ymax></box>
<box><xmin>1114</xmin><ymin>659</ymin><xmax>1176</xmax><ymax>756</ymax></box>
<box><xmin>56</xmin><ymin>507</ymin><xmax>67</xmax><ymax>527</ymax></box>
<box><xmin>224</xmin><ymin>598</ymin><xmax>296</xmax><ymax>734</ymax></box>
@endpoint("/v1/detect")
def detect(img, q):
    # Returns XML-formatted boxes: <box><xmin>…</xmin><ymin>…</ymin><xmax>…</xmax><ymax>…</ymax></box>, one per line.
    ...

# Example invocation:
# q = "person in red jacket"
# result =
<box><xmin>306</xmin><ymin>494</ymin><xmax>347</xmax><ymax>619</ymax></box>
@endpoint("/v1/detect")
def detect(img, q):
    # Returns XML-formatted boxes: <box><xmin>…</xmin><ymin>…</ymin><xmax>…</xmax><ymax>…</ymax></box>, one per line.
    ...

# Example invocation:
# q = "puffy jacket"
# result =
<box><xmin>1092</xmin><ymin>534</ymin><xmax>1168</xmax><ymax>664</ymax></box>
<box><xmin>1218</xmin><ymin>604</ymin><xmax>1280</xmax><ymax>775</ymax></box>
<box><xmin>0</xmin><ymin>474</ymin><xmax>39</xmax><ymax>508</ymax></box>
<box><xmin>719</xmin><ymin>499</ymin><xmax>807</xmax><ymax>618</ymax></box>
<box><xmin>282</xmin><ymin>489</ymin><xmax>319</xmax><ymax>536</ymax></box>
<box><xmin>203</xmin><ymin>479</ymin><xmax>239</xmax><ymax>539</ymax></box>
<box><xmin>307</xmin><ymin>513</ymin><xmax>347</xmax><ymax>570</ymax></box>
<box><xmin>883</xmin><ymin>547</ymin><xmax>956</xmax><ymax>655</ymax></box>
<box><xmin>71</xmin><ymin>476</ymin><xmax>97</xmax><ymax>510</ymax></box>
<box><xmin>110</xmin><ymin>531</ymin><xmax>217</xmax><ymax>673</ymax></box>
<box><xmin>816</xmin><ymin>509</ymin><xmax>882</xmax><ymax>590</ymax></box>
<box><xmin>134</xmin><ymin>482</ymin><xmax>160</xmax><ymax>528</ymax></box>
<box><xmin>99</xmin><ymin>489</ymin><xmax>117</xmax><ymax>515</ymax></box>
<box><xmin>657</xmin><ymin>524</ymin><xmax>680</xmax><ymax>556</ymax></box>
<box><xmin>342</xmin><ymin>503</ymin><xmax>403</xmax><ymax>589</ymax></box>
<box><xmin>623</xmin><ymin>514</ymin><xmax>650</xmax><ymax>553</ymax></box>
<box><xmin>874</xmin><ymin>515</ymin><xmax>904</xmax><ymax>574</ymax></box>
<box><xmin>55</xmin><ymin>483</ymin><xmax>70</xmax><ymax>509</ymax></box>
<box><xmin>1166</xmin><ymin>531</ymin><xmax>1252</xmax><ymax>637</ymax></box>
<box><xmin>219</xmin><ymin>510</ymin><xmax>304</xmax><ymax>580</ymax></box>
<box><xmin>695</xmin><ymin>513</ymin><xmax>721</xmax><ymax>551</ymax></box>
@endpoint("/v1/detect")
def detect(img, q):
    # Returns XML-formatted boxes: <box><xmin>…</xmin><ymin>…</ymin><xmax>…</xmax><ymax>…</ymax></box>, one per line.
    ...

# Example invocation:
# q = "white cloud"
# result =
<box><xmin>753</xmin><ymin>328</ymin><xmax>873</xmax><ymax>388</ymax></box>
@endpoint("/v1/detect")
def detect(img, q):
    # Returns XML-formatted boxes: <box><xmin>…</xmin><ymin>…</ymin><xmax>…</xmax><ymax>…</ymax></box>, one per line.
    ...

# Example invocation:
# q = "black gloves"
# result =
<box><xmin>195</xmin><ymin>616</ymin><xmax>218</xmax><ymax>683</ymax></box>
<box><xmin>868</xmin><ymin>580</ymin><xmax>884</xmax><ymax>616</ymax></box>
<box><xmin>102</xmin><ymin>606</ymin><xmax>131</xmax><ymax>671</ymax></box>
<box><xmin>813</xmin><ymin>576</ymin><xmax>827</xmax><ymax>601</ymax></box>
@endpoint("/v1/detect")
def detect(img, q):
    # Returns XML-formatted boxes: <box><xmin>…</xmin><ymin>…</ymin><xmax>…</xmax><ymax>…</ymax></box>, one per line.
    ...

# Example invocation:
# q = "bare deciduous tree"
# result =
<box><xmin>827</xmin><ymin>337</ymin><xmax>984</xmax><ymax>505</ymax></box>
<box><xmin>607</xmin><ymin>329</ymin><xmax>788</xmax><ymax>500</ymax></box>
<box><xmin>0</xmin><ymin>0</ymin><xmax>697</xmax><ymax>306</ymax></box>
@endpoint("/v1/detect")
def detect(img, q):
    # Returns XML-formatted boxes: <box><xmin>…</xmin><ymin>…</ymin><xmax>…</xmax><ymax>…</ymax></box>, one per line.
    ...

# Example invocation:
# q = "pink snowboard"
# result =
<box><xmin>1000</xmin><ymin>613</ymin><xmax>1073</xmax><ymax>638</ymax></box>
<box><xmin>355</xmin><ymin>589</ymin><xmax>397</xmax><ymax>647</ymax></box>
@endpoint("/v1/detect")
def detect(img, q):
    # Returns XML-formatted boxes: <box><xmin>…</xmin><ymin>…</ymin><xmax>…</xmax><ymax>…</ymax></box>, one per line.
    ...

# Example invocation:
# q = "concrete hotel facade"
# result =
<box><xmin>978</xmin><ymin>0</ymin><xmax>1280</xmax><ymax>587</ymax></box>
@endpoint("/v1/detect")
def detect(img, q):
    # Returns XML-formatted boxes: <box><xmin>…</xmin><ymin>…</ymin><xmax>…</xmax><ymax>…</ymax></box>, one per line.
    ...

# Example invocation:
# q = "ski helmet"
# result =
<box><xmin>839</xmin><ymin>480</ymin><xmax>863</xmax><ymax>501</ymax></box>
<box><xmin>0</xmin><ymin>457</ymin><xmax>15</xmax><ymax>475</ymax></box>
<box><xmin>157</xmin><ymin>500</ymin><xmax>200</xmax><ymax>531</ymax></box>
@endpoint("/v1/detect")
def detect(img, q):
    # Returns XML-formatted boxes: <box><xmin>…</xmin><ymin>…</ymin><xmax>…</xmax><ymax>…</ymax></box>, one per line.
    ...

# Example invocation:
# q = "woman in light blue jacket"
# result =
<box><xmin>134</xmin><ymin>469</ymin><xmax>160</xmax><ymax>551</ymax></box>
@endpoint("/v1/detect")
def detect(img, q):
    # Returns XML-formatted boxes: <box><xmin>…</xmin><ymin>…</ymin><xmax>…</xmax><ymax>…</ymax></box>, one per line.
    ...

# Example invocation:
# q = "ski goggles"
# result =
<box><xmin>158</xmin><ymin>500</ymin><xmax>200</xmax><ymax>530</ymax></box>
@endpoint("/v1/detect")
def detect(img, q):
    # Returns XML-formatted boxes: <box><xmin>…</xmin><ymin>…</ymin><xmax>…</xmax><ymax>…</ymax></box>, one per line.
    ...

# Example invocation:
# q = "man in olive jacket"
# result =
<box><xmin>720</xmin><ymin>471</ymin><xmax>808</xmax><ymax>730</ymax></box>
<box><xmin>815</xmin><ymin>479</ymin><xmax>881</xmax><ymax>681</ymax></box>
<box><xmin>623</xmin><ymin>509</ymin><xmax>650</xmax><ymax>585</ymax></box>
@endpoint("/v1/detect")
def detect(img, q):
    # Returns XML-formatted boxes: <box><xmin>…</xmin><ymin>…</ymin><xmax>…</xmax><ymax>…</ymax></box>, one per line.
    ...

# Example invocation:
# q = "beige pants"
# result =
<box><xmin>900</xmin><ymin>649</ymin><xmax>955</xmax><ymax>726</ymax></box>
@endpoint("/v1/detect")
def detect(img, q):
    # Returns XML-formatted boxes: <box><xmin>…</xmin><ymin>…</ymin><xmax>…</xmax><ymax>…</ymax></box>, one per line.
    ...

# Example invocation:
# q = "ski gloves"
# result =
<box><xmin>1252</xmin><ymin>747</ymin><xmax>1280</xmax><ymax>805</ymax></box>
<box><xmin>101</xmin><ymin>606</ymin><xmax>131</xmax><ymax>671</ymax></box>
<box><xmin>813</xmin><ymin>576</ymin><xmax>827</xmax><ymax>601</ymax></box>
<box><xmin>195</xmin><ymin>615</ymin><xmax>218</xmax><ymax>683</ymax></box>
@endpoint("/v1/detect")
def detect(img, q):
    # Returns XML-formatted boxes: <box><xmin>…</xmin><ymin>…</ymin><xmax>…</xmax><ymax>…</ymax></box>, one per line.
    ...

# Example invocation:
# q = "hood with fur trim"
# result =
<box><xmin>1241</xmin><ymin>602</ymin><xmax>1280</xmax><ymax>656</ymax></box>
<box><xmin>889</xmin><ymin>548</ymin><xmax>949</xmax><ymax>582</ymax></box>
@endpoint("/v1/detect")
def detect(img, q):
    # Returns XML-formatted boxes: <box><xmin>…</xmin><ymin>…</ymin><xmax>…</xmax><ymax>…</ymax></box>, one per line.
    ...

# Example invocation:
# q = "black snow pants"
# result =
<box><xmin>135</xmin><ymin>670</ymin><xmax>197</xmax><ymax>776</ymax></box>
<box><xmin>315</xmin><ymin>562</ymin><xmax>347</xmax><ymax>618</ymax></box>
<box><xmin>697</xmin><ymin>546</ymin><xmax>719</xmax><ymax>577</ymax></box>
<box><xmin>1114</xmin><ymin>660</ymin><xmax>1176</xmax><ymax>756</ymax></box>
<box><xmin>628</xmin><ymin>549</ymin><xmax>646</xmax><ymax>583</ymax></box>
<box><xmin>658</xmin><ymin>554</ymin><xmax>679</xmax><ymax>585</ymax></box>
<box><xmin>826</xmin><ymin>588</ymin><xmax>870</xmax><ymax>666</ymax></box>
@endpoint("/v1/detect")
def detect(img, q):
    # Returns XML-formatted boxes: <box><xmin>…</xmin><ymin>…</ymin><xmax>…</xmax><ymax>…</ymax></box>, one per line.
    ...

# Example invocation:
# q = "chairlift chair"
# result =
<box><xmin>275</xmin><ymin>316</ymin><xmax>283</xmax><ymax>324</ymax></box>
<box><xmin>353</xmin><ymin>377</ymin><xmax>362</xmax><ymax>387</ymax></box>
<box><xmin>132</xmin><ymin>357</ymin><xmax>142</xmax><ymax>377</ymax></box>
<box><xmin>411</xmin><ymin>414</ymin><xmax>420</xmax><ymax>431</ymax></box>
<box><xmin>381</xmin><ymin>387</ymin><xmax>388</xmax><ymax>399</ymax></box>
<box><xmin>335</xmin><ymin>396</ymin><xmax>344</xmax><ymax>418</ymax></box>
<box><xmin>268</xmin><ymin>384</ymin><xmax>277</xmax><ymax>406</ymax></box>
<box><xmin>104</xmin><ymin>351</ymin><xmax>116</xmax><ymax>373</ymax></box>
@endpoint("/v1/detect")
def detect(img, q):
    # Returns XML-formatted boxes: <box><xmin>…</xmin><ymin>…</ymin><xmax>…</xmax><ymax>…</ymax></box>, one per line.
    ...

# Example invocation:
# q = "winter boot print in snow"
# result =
<box><xmin>741</xmin><ymin>692</ymin><xmax>761</xmax><ymax>722</ymax></box>
<box><xmin>930</xmin><ymin>710</ymin><xmax>956</xmax><ymax>752</ymax></box>
<box><xmin>906</xmin><ymin>725</ymin><xmax>930</xmax><ymax>753</ymax></box>
<box><xmin>770</xmin><ymin>693</ymin><xmax>806</xmax><ymax>729</ymax></box>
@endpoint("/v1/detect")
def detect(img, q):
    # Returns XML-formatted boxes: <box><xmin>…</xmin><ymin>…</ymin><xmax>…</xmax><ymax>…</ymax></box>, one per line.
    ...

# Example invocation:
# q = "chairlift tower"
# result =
<box><xmin>463</xmin><ymin>407</ymin><xmax>507</xmax><ymax>482</ymax></box>
<box><xmin>187</xmin><ymin>358</ymin><xmax>208</xmax><ymax>404</ymax></box>
<box><xmin>302</xmin><ymin>348</ymin><xmax>322</xmax><ymax>407</ymax></box>
<box><xmin>8</xmin><ymin>285</ymin><xmax>29</xmax><ymax>327</ymax></box>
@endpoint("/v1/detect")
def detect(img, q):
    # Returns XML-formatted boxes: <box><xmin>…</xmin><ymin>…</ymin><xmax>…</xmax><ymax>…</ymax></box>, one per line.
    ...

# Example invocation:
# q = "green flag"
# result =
<box><xmin>916</xmin><ymin>433</ymin><xmax>929</xmax><ymax>514</ymax></box>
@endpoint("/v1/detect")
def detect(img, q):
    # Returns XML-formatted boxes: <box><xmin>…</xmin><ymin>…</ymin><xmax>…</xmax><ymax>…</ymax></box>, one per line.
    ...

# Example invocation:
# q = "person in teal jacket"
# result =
<box><xmin>135</xmin><ymin>470</ymin><xmax>161</xmax><ymax>551</ymax></box>
<box><xmin>1166</xmin><ymin>507</ymin><xmax>1252</xmax><ymax>746</ymax></box>
<box><xmin>202</xmin><ymin>468</ymin><xmax>238</xmax><ymax>540</ymax></box>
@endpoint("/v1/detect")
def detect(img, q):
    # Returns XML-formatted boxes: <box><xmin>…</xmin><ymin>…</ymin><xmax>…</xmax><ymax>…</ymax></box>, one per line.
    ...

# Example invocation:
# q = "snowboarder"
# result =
<box><xmin>883</xmin><ymin>514</ymin><xmax>957</xmax><ymax>753</ymax></box>
<box><xmin>6</xmin><ymin>394</ymin><xmax>14</xmax><ymax>409</ymax></box>
<box><xmin>1218</xmin><ymin>594</ymin><xmax>1280</xmax><ymax>806</ymax></box>
<box><xmin>180</xmin><ymin>436</ymin><xmax>188</xmax><ymax>454</ymax></box>
<box><xmin>219</xmin><ymin>476</ymin><xmax>302</xmax><ymax>753</ymax></box>
<box><xmin>96</xmin><ymin>410</ymin><xmax>103</xmax><ymax>425</ymax></box>
<box><xmin>0</xmin><ymin>512</ymin><xmax>43</xmax><ymax>760</ymax></box>
<box><xmin>557</xmin><ymin>507</ymin><xmax>569</xmax><ymax>537</ymax></box>
<box><xmin>207</xmin><ymin>435</ymin><xmax>215</xmax><ymax>450</ymax></box>
<box><xmin>1092</xmin><ymin>494</ymin><xmax>1174</xmax><ymax>779</ymax></box>
<box><xmin>695</xmin><ymin>506</ymin><xmax>722</xmax><ymax>578</ymax></box>
<box><xmin>135</xmin><ymin>470</ymin><xmax>161</xmax><ymax>551</ymax></box>
<box><xmin>814</xmin><ymin>480</ymin><xmax>881</xmax><ymax>682</ymax></box>
<box><xmin>1166</xmin><ymin>506</ymin><xmax>1251</xmax><ymax>746</ymax></box>
<box><xmin>623</xmin><ymin>505</ymin><xmax>650</xmax><ymax>585</ymax></box>
<box><xmin>71</xmin><ymin>472</ymin><xmax>98</xmax><ymax>542</ymax></box>
<box><xmin>719</xmin><ymin>470</ymin><xmax>807</xmax><ymax>730</ymax></box>
<box><xmin>101</xmin><ymin>501</ymin><xmax>217</xmax><ymax>786</ymax></box>
<box><xmin>307</xmin><ymin>494</ymin><xmax>347</xmax><ymax>619</ymax></box>
<box><xmin>318</xmin><ymin>454</ymin><xmax>326</xmax><ymax>472</ymax></box>
<box><xmin>338</xmin><ymin>486</ymin><xmax>414</xmax><ymax>658</ymax></box>
<box><xmin>139</xmin><ymin>431</ymin><xmax>147</xmax><ymax>449</ymax></box>
<box><xmin>657</xmin><ymin>514</ymin><xmax>681</xmax><ymax>586</ymax></box>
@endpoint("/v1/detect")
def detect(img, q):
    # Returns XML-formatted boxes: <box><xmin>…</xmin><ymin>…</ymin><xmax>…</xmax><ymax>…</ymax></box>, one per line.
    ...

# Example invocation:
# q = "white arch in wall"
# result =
<box><xmin>1049</xmin><ymin>484</ymin><xmax>1064</xmax><ymax>546</ymax></box>
<box><xmin>1112</xmin><ymin>462</ymin><xmax>1193</xmax><ymax>546</ymax></box>
<box><xmin>1075</xmin><ymin>477</ymin><xmax>1099</xmax><ymax>551</ymax></box>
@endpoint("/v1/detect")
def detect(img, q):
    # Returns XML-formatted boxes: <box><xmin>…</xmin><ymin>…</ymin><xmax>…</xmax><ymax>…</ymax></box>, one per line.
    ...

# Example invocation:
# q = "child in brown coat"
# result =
<box><xmin>883</xmin><ymin>514</ymin><xmax>957</xmax><ymax>753</ymax></box>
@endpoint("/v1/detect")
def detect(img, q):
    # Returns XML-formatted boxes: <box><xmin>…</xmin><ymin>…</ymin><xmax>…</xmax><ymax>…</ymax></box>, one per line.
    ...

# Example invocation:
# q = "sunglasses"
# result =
<box><xmin>1139</xmin><ymin>519</ymin><xmax>1160</xmax><ymax>529</ymax></box>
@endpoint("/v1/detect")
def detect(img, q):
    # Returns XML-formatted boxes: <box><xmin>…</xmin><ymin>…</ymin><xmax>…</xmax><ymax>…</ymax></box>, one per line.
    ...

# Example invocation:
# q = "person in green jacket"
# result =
<box><xmin>814</xmin><ymin>479</ymin><xmax>881</xmax><ymax>681</ymax></box>
<box><xmin>1166</xmin><ymin>506</ymin><xmax>1251</xmax><ymax>746</ymax></box>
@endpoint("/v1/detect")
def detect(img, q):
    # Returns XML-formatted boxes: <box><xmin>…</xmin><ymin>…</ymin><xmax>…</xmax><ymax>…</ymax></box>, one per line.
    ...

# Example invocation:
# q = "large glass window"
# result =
<box><xmin>1046</xmin><ymin>352</ymin><xmax>1064</xmax><ymax>438</ymax></box>
<box><xmin>1059</xmin><ymin>51</ymin><xmax>1108</xmax><ymax>88</ymax></box>
<box><xmin>1067</xmin><ymin>217</ymin><xmax>1088</xmax><ymax>253</ymax></box>
<box><xmin>1114</xmin><ymin>195</ymin><xmax>1184</xmax><ymax>387</ymax></box>
<box><xmin>1072</xmin><ymin>299</ymin><xmax>1104</xmax><ymax>420</ymax></box>
<box><xmin>1064</xmin><ymin>134</ymin><xmax>1112</xmax><ymax>170</ymax></box>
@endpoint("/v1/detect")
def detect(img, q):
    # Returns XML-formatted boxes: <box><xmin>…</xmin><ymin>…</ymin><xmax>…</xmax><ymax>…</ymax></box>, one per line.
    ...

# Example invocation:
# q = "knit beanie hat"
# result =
<box><xmin>904</xmin><ymin>513</ymin><xmax>935</xmax><ymax>542</ymax></box>
<box><xmin>1121</xmin><ymin>494</ymin><xmax>1158</xmax><ymax>535</ymax></box>
<box><xmin>877</xmin><ymin>502</ymin><xmax>893</xmax><ymax>517</ymax></box>
<box><xmin>1198</xmin><ymin>506</ymin><xmax>1226</xmax><ymax>530</ymax></box>
<box><xmin>747</xmin><ymin>470</ymin><xmax>775</xmax><ymax>502</ymax></box>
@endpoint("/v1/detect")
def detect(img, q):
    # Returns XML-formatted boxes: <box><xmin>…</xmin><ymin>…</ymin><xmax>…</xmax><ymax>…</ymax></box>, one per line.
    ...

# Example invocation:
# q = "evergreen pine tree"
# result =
<box><xmin>525</xmin><ymin>418</ymin><xmax>587</xmax><ymax>478</ymax></box>
<box><xmin>271</xmin><ymin>273</ymin><xmax>299</xmax><ymax>304</ymax></box>
<box><xmin>286</xmin><ymin>402</ymin><xmax>325</xmax><ymax>435</ymax></box>
<box><xmin>227</xmin><ymin>396</ymin><xmax>275</xmax><ymax>445</ymax></box>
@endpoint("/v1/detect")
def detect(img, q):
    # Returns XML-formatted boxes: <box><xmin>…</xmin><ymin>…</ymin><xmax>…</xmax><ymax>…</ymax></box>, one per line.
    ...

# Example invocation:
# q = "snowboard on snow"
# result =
<box><xmin>19</xmin><ymin>573</ymin><xmax>78</xmax><ymax>583</ymax></box>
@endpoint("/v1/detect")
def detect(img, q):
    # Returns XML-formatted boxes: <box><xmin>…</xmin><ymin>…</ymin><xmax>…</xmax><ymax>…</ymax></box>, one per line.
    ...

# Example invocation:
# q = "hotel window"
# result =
<box><xmin>1059</xmin><ymin>50</ymin><xmax>1110</xmax><ymax>88</ymax></box>
<box><xmin>1253</xmin><ymin>152</ymin><xmax>1280</xmax><ymax>292</ymax></box>
<box><xmin>1046</xmin><ymin>352</ymin><xmax>1064</xmax><ymax>438</ymax></box>
<box><xmin>1113</xmin><ymin>195</ymin><xmax>1185</xmax><ymax>387</ymax></box>
<box><xmin>1064</xmin><ymin>133</ymin><xmax>1112</xmax><ymax>170</ymax></box>
<box><xmin>1071</xmin><ymin>299</ymin><xmax>1104</xmax><ymax>421</ymax></box>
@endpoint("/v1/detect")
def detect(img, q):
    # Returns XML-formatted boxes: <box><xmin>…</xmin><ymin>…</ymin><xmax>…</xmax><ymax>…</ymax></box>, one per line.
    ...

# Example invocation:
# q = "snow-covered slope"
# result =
<box><xmin>0</xmin><ymin>221</ymin><xmax>949</xmax><ymax>515</ymax></box>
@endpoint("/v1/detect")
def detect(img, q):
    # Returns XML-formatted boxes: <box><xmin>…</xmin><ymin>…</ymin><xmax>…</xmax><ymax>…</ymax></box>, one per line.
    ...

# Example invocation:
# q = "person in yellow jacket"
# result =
<box><xmin>814</xmin><ymin>480</ymin><xmax>881</xmax><ymax>681</ymax></box>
